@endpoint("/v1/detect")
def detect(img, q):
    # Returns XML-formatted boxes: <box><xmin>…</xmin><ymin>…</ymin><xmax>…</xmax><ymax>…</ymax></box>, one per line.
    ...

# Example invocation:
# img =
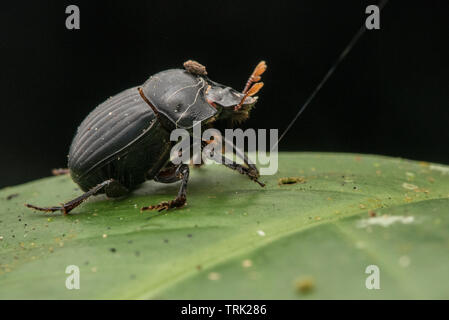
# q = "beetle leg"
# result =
<box><xmin>222</xmin><ymin>137</ymin><xmax>260</xmax><ymax>177</ymax></box>
<box><xmin>52</xmin><ymin>168</ymin><xmax>70</xmax><ymax>176</ymax></box>
<box><xmin>25</xmin><ymin>179</ymin><xmax>114</xmax><ymax>215</ymax></box>
<box><xmin>202</xmin><ymin>139</ymin><xmax>262</xmax><ymax>185</ymax></box>
<box><xmin>153</xmin><ymin>163</ymin><xmax>181</xmax><ymax>184</ymax></box>
<box><xmin>221</xmin><ymin>158</ymin><xmax>265</xmax><ymax>187</ymax></box>
<box><xmin>142</xmin><ymin>164</ymin><xmax>189</xmax><ymax>212</ymax></box>
<box><xmin>205</xmin><ymin>145</ymin><xmax>265</xmax><ymax>187</ymax></box>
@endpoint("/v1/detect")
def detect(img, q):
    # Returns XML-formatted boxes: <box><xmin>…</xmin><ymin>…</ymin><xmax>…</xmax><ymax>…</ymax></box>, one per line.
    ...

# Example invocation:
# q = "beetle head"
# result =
<box><xmin>205</xmin><ymin>61</ymin><xmax>266</xmax><ymax>124</ymax></box>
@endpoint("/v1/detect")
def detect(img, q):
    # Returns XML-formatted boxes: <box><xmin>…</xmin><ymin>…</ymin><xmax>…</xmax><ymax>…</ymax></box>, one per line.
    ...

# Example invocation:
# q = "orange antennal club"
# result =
<box><xmin>242</xmin><ymin>61</ymin><xmax>267</xmax><ymax>94</ymax></box>
<box><xmin>235</xmin><ymin>82</ymin><xmax>264</xmax><ymax>111</ymax></box>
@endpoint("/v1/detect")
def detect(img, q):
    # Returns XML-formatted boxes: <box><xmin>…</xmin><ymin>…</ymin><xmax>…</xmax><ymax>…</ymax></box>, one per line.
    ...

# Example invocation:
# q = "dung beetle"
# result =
<box><xmin>26</xmin><ymin>60</ymin><xmax>266</xmax><ymax>214</ymax></box>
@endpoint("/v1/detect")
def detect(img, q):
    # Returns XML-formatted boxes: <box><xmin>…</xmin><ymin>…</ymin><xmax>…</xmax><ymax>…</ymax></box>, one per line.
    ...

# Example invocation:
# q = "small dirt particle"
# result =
<box><xmin>208</xmin><ymin>272</ymin><xmax>221</xmax><ymax>281</ymax></box>
<box><xmin>242</xmin><ymin>259</ymin><xmax>253</xmax><ymax>268</ymax></box>
<box><xmin>295</xmin><ymin>276</ymin><xmax>315</xmax><ymax>294</ymax></box>
<box><xmin>6</xmin><ymin>194</ymin><xmax>19</xmax><ymax>200</ymax></box>
<box><xmin>183</xmin><ymin>60</ymin><xmax>207</xmax><ymax>76</ymax></box>
<box><xmin>369</xmin><ymin>210</ymin><xmax>377</xmax><ymax>217</ymax></box>
<box><xmin>278</xmin><ymin>177</ymin><xmax>306</xmax><ymax>185</ymax></box>
<box><xmin>109</xmin><ymin>248</ymin><xmax>116</xmax><ymax>253</ymax></box>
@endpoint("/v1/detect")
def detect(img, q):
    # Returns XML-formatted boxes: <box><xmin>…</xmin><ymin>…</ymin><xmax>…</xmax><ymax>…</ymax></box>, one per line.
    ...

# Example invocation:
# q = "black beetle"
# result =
<box><xmin>26</xmin><ymin>60</ymin><xmax>266</xmax><ymax>214</ymax></box>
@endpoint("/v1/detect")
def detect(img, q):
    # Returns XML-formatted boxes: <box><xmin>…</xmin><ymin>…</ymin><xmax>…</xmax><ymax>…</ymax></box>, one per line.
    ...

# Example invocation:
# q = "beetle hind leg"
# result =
<box><xmin>25</xmin><ymin>179</ymin><xmax>115</xmax><ymax>215</ymax></box>
<box><xmin>52</xmin><ymin>168</ymin><xmax>70</xmax><ymax>176</ymax></box>
<box><xmin>142</xmin><ymin>164</ymin><xmax>189</xmax><ymax>212</ymax></box>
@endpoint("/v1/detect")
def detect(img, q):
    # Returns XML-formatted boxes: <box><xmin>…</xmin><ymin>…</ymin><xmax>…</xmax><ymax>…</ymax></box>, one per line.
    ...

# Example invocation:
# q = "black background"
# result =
<box><xmin>1</xmin><ymin>0</ymin><xmax>448</xmax><ymax>188</ymax></box>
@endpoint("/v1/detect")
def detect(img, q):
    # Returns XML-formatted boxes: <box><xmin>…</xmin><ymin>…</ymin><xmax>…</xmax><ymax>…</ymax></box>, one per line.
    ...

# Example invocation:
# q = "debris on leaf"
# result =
<box><xmin>406</xmin><ymin>172</ymin><xmax>415</xmax><ymax>181</ymax></box>
<box><xmin>429</xmin><ymin>164</ymin><xmax>449</xmax><ymax>175</ymax></box>
<box><xmin>357</xmin><ymin>215</ymin><xmax>414</xmax><ymax>228</ymax></box>
<box><xmin>6</xmin><ymin>194</ymin><xmax>19</xmax><ymax>200</ymax></box>
<box><xmin>278</xmin><ymin>177</ymin><xmax>306</xmax><ymax>185</ymax></box>
<box><xmin>295</xmin><ymin>276</ymin><xmax>315</xmax><ymax>294</ymax></box>
<box><xmin>242</xmin><ymin>259</ymin><xmax>253</xmax><ymax>268</ymax></box>
<box><xmin>399</xmin><ymin>255</ymin><xmax>411</xmax><ymax>268</ymax></box>
<box><xmin>208</xmin><ymin>272</ymin><xmax>221</xmax><ymax>280</ymax></box>
<box><xmin>402</xmin><ymin>182</ymin><xmax>418</xmax><ymax>190</ymax></box>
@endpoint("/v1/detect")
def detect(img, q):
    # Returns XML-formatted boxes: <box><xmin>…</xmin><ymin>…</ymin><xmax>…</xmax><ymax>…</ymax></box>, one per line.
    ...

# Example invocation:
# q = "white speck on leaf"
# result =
<box><xmin>257</xmin><ymin>230</ymin><xmax>266</xmax><ymax>237</ymax></box>
<box><xmin>357</xmin><ymin>215</ymin><xmax>415</xmax><ymax>228</ymax></box>
<box><xmin>399</xmin><ymin>255</ymin><xmax>411</xmax><ymax>267</ymax></box>
<box><xmin>402</xmin><ymin>182</ymin><xmax>418</xmax><ymax>190</ymax></box>
<box><xmin>430</xmin><ymin>164</ymin><xmax>449</xmax><ymax>175</ymax></box>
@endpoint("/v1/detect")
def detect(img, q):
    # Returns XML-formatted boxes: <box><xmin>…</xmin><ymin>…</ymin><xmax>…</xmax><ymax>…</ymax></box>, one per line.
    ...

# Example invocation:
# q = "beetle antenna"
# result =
<box><xmin>242</xmin><ymin>61</ymin><xmax>267</xmax><ymax>94</ymax></box>
<box><xmin>235</xmin><ymin>82</ymin><xmax>264</xmax><ymax>111</ymax></box>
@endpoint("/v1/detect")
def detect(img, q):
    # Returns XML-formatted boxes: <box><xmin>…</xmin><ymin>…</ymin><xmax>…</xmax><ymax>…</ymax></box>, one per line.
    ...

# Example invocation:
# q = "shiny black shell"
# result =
<box><xmin>141</xmin><ymin>69</ymin><xmax>218</xmax><ymax>129</ymax></box>
<box><xmin>68</xmin><ymin>87</ymin><xmax>172</xmax><ymax>192</ymax></box>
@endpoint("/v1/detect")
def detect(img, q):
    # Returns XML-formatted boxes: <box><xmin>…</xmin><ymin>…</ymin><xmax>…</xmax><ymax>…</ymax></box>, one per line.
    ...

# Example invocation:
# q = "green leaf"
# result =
<box><xmin>0</xmin><ymin>152</ymin><xmax>448</xmax><ymax>299</ymax></box>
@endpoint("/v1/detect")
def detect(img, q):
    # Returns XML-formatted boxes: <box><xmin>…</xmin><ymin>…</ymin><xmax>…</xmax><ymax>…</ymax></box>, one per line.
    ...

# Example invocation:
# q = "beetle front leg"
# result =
<box><xmin>206</xmin><ymin>149</ymin><xmax>265</xmax><ymax>187</ymax></box>
<box><xmin>142</xmin><ymin>164</ymin><xmax>189</xmax><ymax>212</ymax></box>
<box><xmin>224</xmin><ymin>137</ymin><xmax>260</xmax><ymax>178</ymax></box>
<box><xmin>221</xmin><ymin>157</ymin><xmax>265</xmax><ymax>187</ymax></box>
<box><xmin>204</xmin><ymin>139</ymin><xmax>264</xmax><ymax>187</ymax></box>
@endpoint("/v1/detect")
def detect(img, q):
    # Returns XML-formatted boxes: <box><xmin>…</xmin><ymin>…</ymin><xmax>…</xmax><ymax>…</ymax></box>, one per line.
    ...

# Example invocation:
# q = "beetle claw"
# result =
<box><xmin>141</xmin><ymin>197</ymin><xmax>186</xmax><ymax>212</ymax></box>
